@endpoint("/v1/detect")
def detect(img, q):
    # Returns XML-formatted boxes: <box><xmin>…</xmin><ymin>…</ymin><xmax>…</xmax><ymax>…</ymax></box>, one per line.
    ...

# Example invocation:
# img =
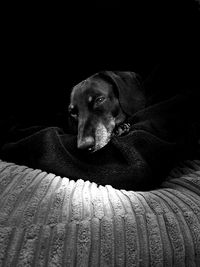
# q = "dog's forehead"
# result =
<box><xmin>71</xmin><ymin>77</ymin><xmax>111</xmax><ymax>103</ymax></box>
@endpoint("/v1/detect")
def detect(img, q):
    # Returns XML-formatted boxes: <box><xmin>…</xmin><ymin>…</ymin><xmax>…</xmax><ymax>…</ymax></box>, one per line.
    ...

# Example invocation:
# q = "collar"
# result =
<box><xmin>112</xmin><ymin>122</ymin><xmax>131</xmax><ymax>137</ymax></box>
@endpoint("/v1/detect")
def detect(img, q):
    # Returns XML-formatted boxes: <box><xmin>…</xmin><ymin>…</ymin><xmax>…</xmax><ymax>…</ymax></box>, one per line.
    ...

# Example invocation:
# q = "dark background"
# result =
<box><xmin>1</xmin><ymin>0</ymin><xmax>200</xmax><ymax>128</ymax></box>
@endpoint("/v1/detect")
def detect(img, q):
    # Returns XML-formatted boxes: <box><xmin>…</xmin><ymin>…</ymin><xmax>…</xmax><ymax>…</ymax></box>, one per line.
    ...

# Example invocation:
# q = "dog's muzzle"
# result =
<box><xmin>77</xmin><ymin>122</ymin><xmax>131</xmax><ymax>152</ymax></box>
<box><xmin>77</xmin><ymin>136</ymin><xmax>95</xmax><ymax>151</ymax></box>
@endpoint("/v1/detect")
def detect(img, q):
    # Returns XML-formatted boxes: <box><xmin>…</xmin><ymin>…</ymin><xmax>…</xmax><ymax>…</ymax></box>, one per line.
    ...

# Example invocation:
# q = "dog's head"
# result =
<box><xmin>69</xmin><ymin>71</ymin><xmax>145</xmax><ymax>152</ymax></box>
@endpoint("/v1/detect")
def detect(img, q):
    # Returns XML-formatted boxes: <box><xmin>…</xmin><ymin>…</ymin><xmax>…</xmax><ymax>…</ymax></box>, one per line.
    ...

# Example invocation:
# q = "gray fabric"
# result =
<box><xmin>0</xmin><ymin>159</ymin><xmax>200</xmax><ymax>266</ymax></box>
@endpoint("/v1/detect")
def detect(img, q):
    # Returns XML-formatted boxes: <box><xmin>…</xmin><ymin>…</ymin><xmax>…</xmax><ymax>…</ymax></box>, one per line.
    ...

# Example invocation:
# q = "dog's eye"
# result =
<box><xmin>94</xmin><ymin>96</ymin><xmax>106</xmax><ymax>106</ymax></box>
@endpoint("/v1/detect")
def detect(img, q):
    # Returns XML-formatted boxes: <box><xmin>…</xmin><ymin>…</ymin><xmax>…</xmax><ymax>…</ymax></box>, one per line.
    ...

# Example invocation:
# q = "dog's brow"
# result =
<box><xmin>68</xmin><ymin>104</ymin><xmax>74</xmax><ymax>109</ymax></box>
<box><xmin>88</xmin><ymin>96</ymin><xmax>93</xmax><ymax>103</ymax></box>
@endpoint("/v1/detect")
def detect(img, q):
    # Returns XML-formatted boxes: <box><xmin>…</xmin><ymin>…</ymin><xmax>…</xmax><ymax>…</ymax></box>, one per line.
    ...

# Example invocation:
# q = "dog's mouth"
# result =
<box><xmin>87</xmin><ymin>122</ymin><xmax>113</xmax><ymax>153</ymax></box>
<box><xmin>85</xmin><ymin>121</ymin><xmax>131</xmax><ymax>153</ymax></box>
<box><xmin>77</xmin><ymin>113</ymin><xmax>131</xmax><ymax>153</ymax></box>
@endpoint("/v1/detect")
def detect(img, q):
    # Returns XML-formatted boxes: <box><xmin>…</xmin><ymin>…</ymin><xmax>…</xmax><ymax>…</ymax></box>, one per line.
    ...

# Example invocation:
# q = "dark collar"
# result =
<box><xmin>112</xmin><ymin>122</ymin><xmax>131</xmax><ymax>137</ymax></box>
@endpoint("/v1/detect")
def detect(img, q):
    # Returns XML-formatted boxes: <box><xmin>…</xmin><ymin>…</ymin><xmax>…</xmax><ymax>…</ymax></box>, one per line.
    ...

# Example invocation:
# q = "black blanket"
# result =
<box><xmin>1</xmin><ymin>93</ymin><xmax>199</xmax><ymax>190</ymax></box>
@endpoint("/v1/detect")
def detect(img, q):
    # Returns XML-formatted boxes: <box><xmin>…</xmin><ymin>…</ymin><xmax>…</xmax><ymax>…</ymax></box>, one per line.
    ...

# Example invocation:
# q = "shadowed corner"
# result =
<box><xmin>92</xmin><ymin>0</ymin><xmax>122</xmax><ymax>9</ymax></box>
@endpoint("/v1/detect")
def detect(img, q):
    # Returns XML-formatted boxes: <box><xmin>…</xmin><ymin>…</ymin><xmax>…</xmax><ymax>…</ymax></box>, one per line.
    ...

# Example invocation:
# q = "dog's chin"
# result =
<box><xmin>92</xmin><ymin>122</ymin><xmax>114</xmax><ymax>153</ymax></box>
<box><xmin>89</xmin><ymin>140</ymin><xmax>111</xmax><ymax>153</ymax></box>
<box><xmin>78</xmin><ymin>136</ymin><xmax>111</xmax><ymax>154</ymax></box>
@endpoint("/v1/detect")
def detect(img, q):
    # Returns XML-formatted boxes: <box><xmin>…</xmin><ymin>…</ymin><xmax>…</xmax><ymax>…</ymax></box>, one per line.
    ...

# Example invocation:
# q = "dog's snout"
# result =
<box><xmin>77</xmin><ymin>136</ymin><xmax>95</xmax><ymax>150</ymax></box>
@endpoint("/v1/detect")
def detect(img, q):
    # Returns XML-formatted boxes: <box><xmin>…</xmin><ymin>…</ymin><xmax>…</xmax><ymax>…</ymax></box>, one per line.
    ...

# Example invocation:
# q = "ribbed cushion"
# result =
<box><xmin>0</xmin><ymin>159</ymin><xmax>200</xmax><ymax>266</ymax></box>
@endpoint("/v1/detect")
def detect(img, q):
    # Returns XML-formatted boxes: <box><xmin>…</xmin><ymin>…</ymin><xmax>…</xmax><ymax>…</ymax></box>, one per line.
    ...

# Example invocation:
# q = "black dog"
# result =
<box><xmin>69</xmin><ymin>71</ymin><xmax>145</xmax><ymax>152</ymax></box>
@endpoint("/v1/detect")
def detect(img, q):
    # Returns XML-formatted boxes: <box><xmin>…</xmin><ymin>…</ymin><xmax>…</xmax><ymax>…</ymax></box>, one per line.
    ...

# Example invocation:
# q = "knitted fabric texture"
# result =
<box><xmin>0</xmin><ymin>159</ymin><xmax>200</xmax><ymax>266</ymax></box>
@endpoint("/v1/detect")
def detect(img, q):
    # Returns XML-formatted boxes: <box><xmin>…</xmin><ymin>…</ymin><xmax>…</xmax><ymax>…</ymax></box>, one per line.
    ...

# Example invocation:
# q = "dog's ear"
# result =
<box><xmin>98</xmin><ymin>71</ymin><xmax>146</xmax><ymax>116</ymax></box>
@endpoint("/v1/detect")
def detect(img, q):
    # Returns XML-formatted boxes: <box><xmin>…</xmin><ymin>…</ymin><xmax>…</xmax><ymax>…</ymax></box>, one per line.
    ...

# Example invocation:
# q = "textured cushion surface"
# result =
<box><xmin>0</xmin><ymin>159</ymin><xmax>200</xmax><ymax>266</ymax></box>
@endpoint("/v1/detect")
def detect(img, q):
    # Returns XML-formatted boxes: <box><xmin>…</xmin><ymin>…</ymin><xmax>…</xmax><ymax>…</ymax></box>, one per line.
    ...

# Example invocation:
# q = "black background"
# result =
<box><xmin>1</xmin><ymin>0</ymin><xmax>200</xmax><ymax>127</ymax></box>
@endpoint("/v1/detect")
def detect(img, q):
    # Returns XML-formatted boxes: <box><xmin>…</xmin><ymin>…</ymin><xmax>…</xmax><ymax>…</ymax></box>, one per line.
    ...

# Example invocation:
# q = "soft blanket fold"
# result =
<box><xmin>0</xmin><ymin>93</ymin><xmax>199</xmax><ymax>190</ymax></box>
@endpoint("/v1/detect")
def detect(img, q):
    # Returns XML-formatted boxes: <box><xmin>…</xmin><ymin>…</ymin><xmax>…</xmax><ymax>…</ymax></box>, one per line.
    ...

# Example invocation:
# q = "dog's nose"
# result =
<box><xmin>77</xmin><ymin>136</ymin><xmax>95</xmax><ymax>150</ymax></box>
